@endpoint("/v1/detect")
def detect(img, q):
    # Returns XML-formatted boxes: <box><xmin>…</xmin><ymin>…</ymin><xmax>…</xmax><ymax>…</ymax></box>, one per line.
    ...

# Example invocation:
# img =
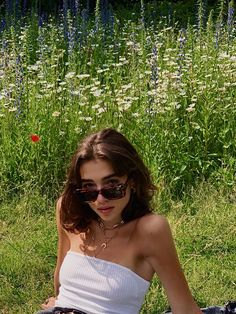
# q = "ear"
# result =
<box><xmin>131</xmin><ymin>186</ymin><xmax>136</xmax><ymax>193</ymax></box>
<box><xmin>129</xmin><ymin>180</ymin><xmax>136</xmax><ymax>193</ymax></box>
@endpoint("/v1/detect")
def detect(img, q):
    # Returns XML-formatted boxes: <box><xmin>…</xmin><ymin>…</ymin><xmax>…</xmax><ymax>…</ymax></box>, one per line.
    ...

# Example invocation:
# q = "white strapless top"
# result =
<box><xmin>55</xmin><ymin>251</ymin><xmax>150</xmax><ymax>314</ymax></box>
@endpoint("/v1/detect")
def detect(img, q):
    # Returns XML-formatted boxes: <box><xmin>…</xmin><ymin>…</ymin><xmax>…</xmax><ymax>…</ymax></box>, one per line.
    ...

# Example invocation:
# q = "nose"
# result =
<box><xmin>95</xmin><ymin>190</ymin><xmax>108</xmax><ymax>203</ymax></box>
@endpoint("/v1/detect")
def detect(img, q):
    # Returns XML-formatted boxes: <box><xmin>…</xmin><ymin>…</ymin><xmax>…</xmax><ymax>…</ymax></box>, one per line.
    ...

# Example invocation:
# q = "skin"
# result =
<box><xmin>41</xmin><ymin>158</ymin><xmax>202</xmax><ymax>314</ymax></box>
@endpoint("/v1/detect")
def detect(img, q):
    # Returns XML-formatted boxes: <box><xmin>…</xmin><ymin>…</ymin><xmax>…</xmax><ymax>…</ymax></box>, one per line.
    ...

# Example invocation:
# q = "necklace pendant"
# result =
<box><xmin>101</xmin><ymin>242</ymin><xmax>107</xmax><ymax>249</ymax></box>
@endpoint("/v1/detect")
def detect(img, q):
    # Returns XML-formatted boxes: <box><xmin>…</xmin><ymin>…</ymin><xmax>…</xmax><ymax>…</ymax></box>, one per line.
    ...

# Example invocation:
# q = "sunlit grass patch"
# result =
<box><xmin>167</xmin><ymin>184</ymin><xmax>236</xmax><ymax>308</ymax></box>
<box><xmin>1</xmin><ymin>184</ymin><xmax>235</xmax><ymax>313</ymax></box>
<box><xmin>0</xmin><ymin>195</ymin><xmax>57</xmax><ymax>313</ymax></box>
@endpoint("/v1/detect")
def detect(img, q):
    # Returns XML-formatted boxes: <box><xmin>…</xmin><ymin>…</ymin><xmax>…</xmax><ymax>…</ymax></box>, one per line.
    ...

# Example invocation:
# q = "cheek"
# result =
<box><xmin>88</xmin><ymin>203</ymin><xmax>97</xmax><ymax>211</ymax></box>
<box><xmin>119</xmin><ymin>188</ymin><xmax>132</xmax><ymax>208</ymax></box>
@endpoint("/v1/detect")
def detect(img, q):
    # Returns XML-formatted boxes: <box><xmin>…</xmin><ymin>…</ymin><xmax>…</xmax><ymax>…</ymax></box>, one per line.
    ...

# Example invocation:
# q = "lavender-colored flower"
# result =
<box><xmin>146</xmin><ymin>44</ymin><xmax>159</xmax><ymax>122</ymax></box>
<box><xmin>151</xmin><ymin>45</ymin><xmax>158</xmax><ymax>89</ymax></box>
<box><xmin>14</xmin><ymin>0</ymin><xmax>20</xmax><ymax>19</ymax></box>
<box><xmin>227</xmin><ymin>3</ymin><xmax>235</xmax><ymax>34</ymax></box>
<box><xmin>107</xmin><ymin>5</ymin><xmax>115</xmax><ymax>37</ymax></box>
<box><xmin>14</xmin><ymin>55</ymin><xmax>24</xmax><ymax>118</ymax></box>
<box><xmin>140</xmin><ymin>0</ymin><xmax>145</xmax><ymax>27</ymax></box>
<box><xmin>63</xmin><ymin>0</ymin><xmax>69</xmax><ymax>45</ymax></box>
<box><xmin>81</xmin><ymin>7</ymin><xmax>89</xmax><ymax>24</ymax></box>
<box><xmin>22</xmin><ymin>0</ymin><xmax>27</xmax><ymax>15</ymax></box>
<box><xmin>63</xmin><ymin>0</ymin><xmax>68</xmax><ymax>16</ymax></box>
<box><xmin>5</xmin><ymin>0</ymin><xmax>13</xmax><ymax>14</ymax></box>
<box><xmin>177</xmin><ymin>28</ymin><xmax>186</xmax><ymax>83</ymax></box>
<box><xmin>215</xmin><ymin>23</ymin><xmax>220</xmax><ymax>48</ymax></box>
<box><xmin>0</xmin><ymin>19</ymin><xmax>6</xmax><ymax>33</ymax></box>
<box><xmin>37</xmin><ymin>19</ymin><xmax>44</xmax><ymax>61</ymax></box>
<box><xmin>75</xmin><ymin>0</ymin><xmax>80</xmax><ymax>15</ymax></box>
<box><xmin>70</xmin><ymin>0</ymin><xmax>76</xmax><ymax>16</ymax></box>
<box><xmin>68</xmin><ymin>26</ymin><xmax>76</xmax><ymax>55</ymax></box>
<box><xmin>101</xmin><ymin>0</ymin><xmax>109</xmax><ymax>27</ymax></box>
<box><xmin>81</xmin><ymin>8</ymin><xmax>89</xmax><ymax>44</ymax></box>
<box><xmin>38</xmin><ymin>15</ymin><xmax>43</xmax><ymax>27</ymax></box>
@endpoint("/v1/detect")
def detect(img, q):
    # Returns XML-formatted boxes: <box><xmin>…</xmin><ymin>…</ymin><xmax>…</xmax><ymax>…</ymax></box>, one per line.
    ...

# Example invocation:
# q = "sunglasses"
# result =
<box><xmin>74</xmin><ymin>180</ymin><xmax>128</xmax><ymax>203</ymax></box>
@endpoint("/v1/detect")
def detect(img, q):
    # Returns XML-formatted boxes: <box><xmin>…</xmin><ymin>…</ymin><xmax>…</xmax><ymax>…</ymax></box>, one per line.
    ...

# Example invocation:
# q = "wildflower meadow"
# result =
<box><xmin>0</xmin><ymin>1</ymin><xmax>236</xmax><ymax>313</ymax></box>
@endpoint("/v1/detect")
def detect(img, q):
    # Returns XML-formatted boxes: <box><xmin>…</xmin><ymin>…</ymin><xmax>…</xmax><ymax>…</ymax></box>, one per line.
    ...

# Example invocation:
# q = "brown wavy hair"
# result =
<box><xmin>60</xmin><ymin>128</ymin><xmax>156</xmax><ymax>232</ymax></box>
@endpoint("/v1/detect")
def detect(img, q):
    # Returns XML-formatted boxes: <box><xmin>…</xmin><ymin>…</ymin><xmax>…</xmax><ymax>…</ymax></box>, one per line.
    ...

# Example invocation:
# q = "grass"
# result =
<box><xmin>1</xmin><ymin>184</ymin><xmax>235</xmax><ymax>313</ymax></box>
<box><xmin>0</xmin><ymin>194</ymin><xmax>56</xmax><ymax>313</ymax></box>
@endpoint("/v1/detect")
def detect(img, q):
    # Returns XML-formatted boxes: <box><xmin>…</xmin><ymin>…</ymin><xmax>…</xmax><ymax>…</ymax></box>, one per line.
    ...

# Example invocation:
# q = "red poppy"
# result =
<box><xmin>30</xmin><ymin>134</ymin><xmax>40</xmax><ymax>142</ymax></box>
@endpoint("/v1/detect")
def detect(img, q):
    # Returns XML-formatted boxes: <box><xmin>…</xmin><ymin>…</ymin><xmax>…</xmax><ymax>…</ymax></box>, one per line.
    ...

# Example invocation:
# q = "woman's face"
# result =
<box><xmin>79</xmin><ymin>158</ymin><xmax>132</xmax><ymax>227</ymax></box>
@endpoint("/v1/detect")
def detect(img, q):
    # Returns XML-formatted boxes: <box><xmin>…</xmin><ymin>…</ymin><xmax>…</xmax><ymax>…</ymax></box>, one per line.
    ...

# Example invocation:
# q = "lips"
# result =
<box><xmin>97</xmin><ymin>207</ymin><xmax>114</xmax><ymax>214</ymax></box>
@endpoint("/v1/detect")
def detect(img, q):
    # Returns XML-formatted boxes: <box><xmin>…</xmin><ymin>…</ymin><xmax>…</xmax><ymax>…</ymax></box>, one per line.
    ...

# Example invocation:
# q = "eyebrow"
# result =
<box><xmin>81</xmin><ymin>173</ymin><xmax>118</xmax><ymax>182</ymax></box>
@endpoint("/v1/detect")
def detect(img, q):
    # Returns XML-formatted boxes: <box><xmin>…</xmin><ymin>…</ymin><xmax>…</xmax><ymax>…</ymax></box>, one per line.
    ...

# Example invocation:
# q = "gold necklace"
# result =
<box><xmin>81</xmin><ymin>220</ymin><xmax>124</xmax><ymax>257</ymax></box>
<box><xmin>93</xmin><ymin>219</ymin><xmax>124</xmax><ymax>257</ymax></box>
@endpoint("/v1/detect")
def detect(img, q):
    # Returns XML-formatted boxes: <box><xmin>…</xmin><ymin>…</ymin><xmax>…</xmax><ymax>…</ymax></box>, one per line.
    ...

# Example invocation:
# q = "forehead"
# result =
<box><xmin>80</xmin><ymin>159</ymin><xmax>115</xmax><ymax>180</ymax></box>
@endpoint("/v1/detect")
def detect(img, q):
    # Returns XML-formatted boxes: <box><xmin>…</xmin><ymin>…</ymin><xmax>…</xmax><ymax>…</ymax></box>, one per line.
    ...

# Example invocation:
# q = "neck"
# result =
<box><xmin>98</xmin><ymin>218</ymin><xmax>124</xmax><ymax>230</ymax></box>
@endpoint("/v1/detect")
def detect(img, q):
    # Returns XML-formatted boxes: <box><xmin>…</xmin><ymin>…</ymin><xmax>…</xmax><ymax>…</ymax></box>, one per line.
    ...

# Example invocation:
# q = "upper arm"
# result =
<box><xmin>141</xmin><ymin>215</ymin><xmax>201</xmax><ymax>314</ymax></box>
<box><xmin>55</xmin><ymin>197</ymin><xmax>70</xmax><ymax>270</ymax></box>
<box><xmin>54</xmin><ymin>197</ymin><xmax>70</xmax><ymax>295</ymax></box>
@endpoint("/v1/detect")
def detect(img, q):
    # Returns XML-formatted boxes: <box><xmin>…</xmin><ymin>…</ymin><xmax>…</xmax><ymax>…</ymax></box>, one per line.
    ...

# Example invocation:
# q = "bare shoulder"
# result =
<box><xmin>136</xmin><ymin>213</ymin><xmax>171</xmax><ymax>237</ymax></box>
<box><xmin>135</xmin><ymin>214</ymin><xmax>173</xmax><ymax>258</ymax></box>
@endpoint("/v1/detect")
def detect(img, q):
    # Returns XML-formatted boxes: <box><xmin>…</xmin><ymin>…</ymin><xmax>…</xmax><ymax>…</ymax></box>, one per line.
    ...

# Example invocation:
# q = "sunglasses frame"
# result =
<box><xmin>74</xmin><ymin>179</ymin><xmax>129</xmax><ymax>203</ymax></box>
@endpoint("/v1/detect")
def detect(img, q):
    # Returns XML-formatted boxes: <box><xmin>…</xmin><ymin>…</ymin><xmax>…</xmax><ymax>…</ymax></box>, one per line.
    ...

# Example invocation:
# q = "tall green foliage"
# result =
<box><xmin>0</xmin><ymin>2</ymin><xmax>235</xmax><ymax>201</ymax></box>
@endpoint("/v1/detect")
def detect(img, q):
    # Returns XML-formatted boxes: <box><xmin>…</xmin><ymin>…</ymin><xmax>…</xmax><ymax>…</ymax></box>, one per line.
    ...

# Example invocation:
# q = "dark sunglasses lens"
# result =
<box><xmin>102</xmin><ymin>185</ymin><xmax>125</xmax><ymax>200</ymax></box>
<box><xmin>76</xmin><ymin>190</ymin><xmax>98</xmax><ymax>202</ymax></box>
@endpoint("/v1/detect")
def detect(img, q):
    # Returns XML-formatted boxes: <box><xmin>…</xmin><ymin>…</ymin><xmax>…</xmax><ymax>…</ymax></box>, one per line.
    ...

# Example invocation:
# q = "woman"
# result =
<box><xmin>37</xmin><ymin>128</ymin><xmax>202</xmax><ymax>314</ymax></box>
